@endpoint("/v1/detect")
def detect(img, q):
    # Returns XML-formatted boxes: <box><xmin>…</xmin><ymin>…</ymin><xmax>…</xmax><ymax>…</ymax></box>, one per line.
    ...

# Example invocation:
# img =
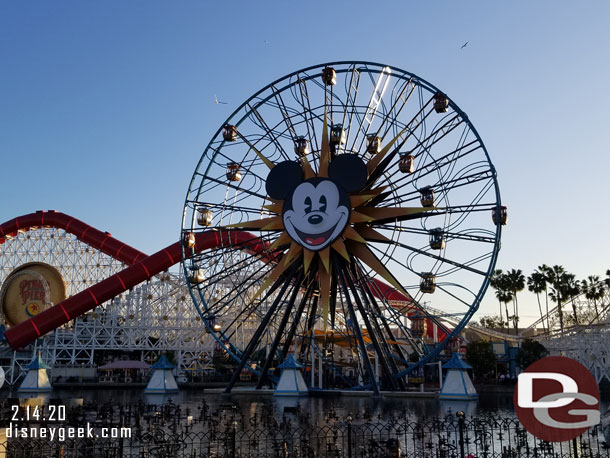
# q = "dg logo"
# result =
<box><xmin>514</xmin><ymin>356</ymin><xmax>600</xmax><ymax>442</ymax></box>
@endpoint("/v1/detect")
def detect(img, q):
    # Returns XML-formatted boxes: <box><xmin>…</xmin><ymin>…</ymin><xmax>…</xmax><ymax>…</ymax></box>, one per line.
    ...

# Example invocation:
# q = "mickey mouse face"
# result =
<box><xmin>265</xmin><ymin>154</ymin><xmax>368</xmax><ymax>252</ymax></box>
<box><xmin>284</xmin><ymin>178</ymin><xmax>349</xmax><ymax>251</ymax></box>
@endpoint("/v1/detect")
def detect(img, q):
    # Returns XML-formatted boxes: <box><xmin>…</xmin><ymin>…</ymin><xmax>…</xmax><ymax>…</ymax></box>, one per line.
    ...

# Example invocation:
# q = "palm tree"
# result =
<box><xmin>582</xmin><ymin>276</ymin><xmax>606</xmax><ymax>323</ymax></box>
<box><xmin>564</xmin><ymin>274</ymin><xmax>580</xmax><ymax>325</ymax></box>
<box><xmin>494</xmin><ymin>288</ymin><xmax>513</xmax><ymax>332</ymax></box>
<box><xmin>490</xmin><ymin>269</ymin><xmax>506</xmax><ymax>330</ymax></box>
<box><xmin>537</xmin><ymin>265</ymin><xmax>552</xmax><ymax>331</ymax></box>
<box><xmin>546</xmin><ymin>265</ymin><xmax>567</xmax><ymax>334</ymax></box>
<box><xmin>506</xmin><ymin>269</ymin><xmax>525</xmax><ymax>337</ymax></box>
<box><xmin>527</xmin><ymin>271</ymin><xmax>547</xmax><ymax>334</ymax></box>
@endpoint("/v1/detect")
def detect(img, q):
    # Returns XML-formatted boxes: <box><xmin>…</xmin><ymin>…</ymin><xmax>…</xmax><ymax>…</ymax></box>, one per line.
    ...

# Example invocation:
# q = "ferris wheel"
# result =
<box><xmin>181</xmin><ymin>62</ymin><xmax>503</xmax><ymax>392</ymax></box>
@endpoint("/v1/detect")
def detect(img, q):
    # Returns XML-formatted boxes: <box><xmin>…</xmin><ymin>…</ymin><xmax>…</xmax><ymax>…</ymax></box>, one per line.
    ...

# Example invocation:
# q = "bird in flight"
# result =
<box><xmin>461</xmin><ymin>42</ymin><xmax>469</xmax><ymax>50</ymax></box>
<box><xmin>215</xmin><ymin>95</ymin><xmax>228</xmax><ymax>105</ymax></box>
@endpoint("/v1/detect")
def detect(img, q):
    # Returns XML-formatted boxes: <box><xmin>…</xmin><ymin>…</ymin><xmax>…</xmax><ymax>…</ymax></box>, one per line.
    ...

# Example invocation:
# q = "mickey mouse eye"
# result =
<box><xmin>319</xmin><ymin>195</ymin><xmax>327</xmax><ymax>213</ymax></box>
<box><xmin>304</xmin><ymin>196</ymin><xmax>312</xmax><ymax>213</ymax></box>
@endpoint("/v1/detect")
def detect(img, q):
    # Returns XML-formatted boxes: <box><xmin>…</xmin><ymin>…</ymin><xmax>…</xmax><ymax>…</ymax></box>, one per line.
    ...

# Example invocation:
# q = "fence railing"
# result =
<box><xmin>0</xmin><ymin>415</ymin><xmax>608</xmax><ymax>458</ymax></box>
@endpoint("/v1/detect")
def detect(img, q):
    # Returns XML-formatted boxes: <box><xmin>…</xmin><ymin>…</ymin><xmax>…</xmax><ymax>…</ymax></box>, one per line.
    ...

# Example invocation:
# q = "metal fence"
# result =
<box><xmin>1</xmin><ymin>416</ymin><xmax>609</xmax><ymax>458</ymax></box>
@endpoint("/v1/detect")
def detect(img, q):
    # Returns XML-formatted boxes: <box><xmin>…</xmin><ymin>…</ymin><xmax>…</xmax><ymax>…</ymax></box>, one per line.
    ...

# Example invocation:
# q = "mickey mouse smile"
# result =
<box><xmin>291</xmin><ymin>221</ymin><xmax>343</xmax><ymax>248</ymax></box>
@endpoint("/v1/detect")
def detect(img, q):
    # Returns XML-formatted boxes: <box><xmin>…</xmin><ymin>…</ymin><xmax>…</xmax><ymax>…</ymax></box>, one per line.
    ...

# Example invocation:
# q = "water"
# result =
<box><xmin>12</xmin><ymin>388</ymin><xmax>607</xmax><ymax>422</ymax></box>
<box><xmin>4</xmin><ymin>388</ymin><xmax>610</xmax><ymax>457</ymax></box>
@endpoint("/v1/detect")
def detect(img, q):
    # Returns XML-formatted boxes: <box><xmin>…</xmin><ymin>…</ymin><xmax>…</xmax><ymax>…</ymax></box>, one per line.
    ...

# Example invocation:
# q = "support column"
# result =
<box><xmin>318</xmin><ymin>351</ymin><xmax>323</xmax><ymax>388</ymax></box>
<box><xmin>311</xmin><ymin>340</ymin><xmax>315</xmax><ymax>386</ymax></box>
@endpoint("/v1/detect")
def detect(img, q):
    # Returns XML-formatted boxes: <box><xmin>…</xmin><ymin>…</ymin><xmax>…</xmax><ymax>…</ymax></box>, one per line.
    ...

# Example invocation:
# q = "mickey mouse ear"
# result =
<box><xmin>265</xmin><ymin>161</ymin><xmax>304</xmax><ymax>200</ymax></box>
<box><xmin>328</xmin><ymin>154</ymin><xmax>367</xmax><ymax>192</ymax></box>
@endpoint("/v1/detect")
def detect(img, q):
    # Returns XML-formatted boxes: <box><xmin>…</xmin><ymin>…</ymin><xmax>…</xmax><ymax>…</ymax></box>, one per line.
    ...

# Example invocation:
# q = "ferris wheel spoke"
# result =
<box><xmin>350</xmin><ymin>66</ymin><xmax>393</xmax><ymax>154</ymax></box>
<box><xmin>368</xmin><ymin>114</ymin><xmax>463</xmax><ymax>189</ymax></box>
<box><xmin>374</xmin><ymin>224</ymin><xmax>496</xmax><ymax>244</ymax></box>
<box><xmin>340</xmin><ymin>65</ymin><xmax>362</xmax><ymax>150</ymax></box>
<box><xmin>193</xmin><ymin>254</ymin><xmax>262</xmax><ymax>286</ymax></box>
<box><xmin>207</xmin><ymin>142</ymin><xmax>276</xmax><ymax>175</ymax></box>
<box><xmin>245</xmin><ymin>103</ymin><xmax>291</xmax><ymax>162</ymax></box>
<box><xmin>375</xmin><ymin>77</ymin><xmax>416</xmax><ymax>140</ymax></box>
<box><xmin>364</xmin><ymin>243</ymin><xmax>437</xmax><ymax>290</ymax></box>
<box><xmin>233</xmin><ymin>130</ymin><xmax>282</xmax><ymax>170</ymax></box>
<box><xmin>187</xmin><ymin>244</ymin><xmax>259</xmax><ymax>271</ymax></box>
<box><xmin>365</xmin><ymin>105</ymin><xmax>435</xmax><ymax>185</ymax></box>
<box><xmin>409</xmin><ymin>113</ymin><xmax>463</xmax><ymax>154</ymax></box>
<box><xmin>185</xmin><ymin>200</ymin><xmax>271</xmax><ymax>216</ymax></box>
<box><xmin>436</xmin><ymin>252</ymin><xmax>494</xmax><ymax>277</ymax></box>
<box><xmin>221</xmin><ymin>291</ymin><xmax>275</xmax><ymax>344</ymax></box>
<box><xmin>191</xmin><ymin>251</ymin><xmax>274</xmax><ymax>287</ymax></box>
<box><xmin>295</xmin><ymin>76</ymin><xmax>320</xmax><ymax>157</ymax></box>
<box><xmin>198</xmin><ymin>261</ymin><xmax>270</xmax><ymax>310</ymax></box>
<box><xmin>382</xmin><ymin>239</ymin><xmax>488</xmax><ymax>276</ymax></box>
<box><xmin>407</xmin><ymin>144</ymin><xmax>483</xmax><ymax>185</ymax></box>
<box><xmin>270</xmin><ymin>86</ymin><xmax>299</xmax><ymax>141</ymax></box>
<box><xmin>369</xmin><ymin>202</ymin><xmax>498</xmax><ymax>220</ymax></box>
<box><xmin>367</xmin><ymin>142</ymin><xmax>483</xmax><ymax>204</ymax></box>
<box><xmin>198</xmin><ymin>174</ymin><xmax>267</xmax><ymax>201</ymax></box>
<box><xmin>324</xmin><ymin>76</ymin><xmax>334</xmax><ymax>125</ymax></box>
<box><xmin>387</xmin><ymin>173</ymin><xmax>495</xmax><ymax>207</ymax></box>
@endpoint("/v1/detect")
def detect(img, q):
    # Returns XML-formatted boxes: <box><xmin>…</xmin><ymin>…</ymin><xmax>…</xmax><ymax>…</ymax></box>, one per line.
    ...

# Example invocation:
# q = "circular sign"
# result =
<box><xmin>514</xmin><ymin>356</ymin><xmax>600</xmax><ymax>442</ymax></box>
<box><xmin>0</xmin><ymin>263</ymin><xmax>66</xmax><ymax>327</ymax></box>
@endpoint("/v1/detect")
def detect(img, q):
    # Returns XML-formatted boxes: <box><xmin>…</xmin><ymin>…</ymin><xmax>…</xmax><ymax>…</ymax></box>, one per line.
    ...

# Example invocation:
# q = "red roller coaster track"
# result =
<box><xmin>1</xmin><ymin>210</ymin><xmax>445</xmax><ymax>350</ymax></box>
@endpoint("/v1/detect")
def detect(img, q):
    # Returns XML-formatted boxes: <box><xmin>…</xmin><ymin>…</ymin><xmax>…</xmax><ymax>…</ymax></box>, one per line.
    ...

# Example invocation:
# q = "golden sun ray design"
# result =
<box><xmin>222</xmin><ymin>112</ymin><xmax>435</xmax><ymax>327</ymax></box>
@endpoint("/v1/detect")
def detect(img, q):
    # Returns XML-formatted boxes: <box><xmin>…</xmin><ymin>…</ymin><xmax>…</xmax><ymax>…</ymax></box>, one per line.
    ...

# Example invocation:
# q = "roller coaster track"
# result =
<box><xmin>1</xmin><ymin>211</ymin><xmax>454</xmax><ymax>349</ymax></box>
<box><xmin>520</xmin><ymin>292</ymin><xmax>610</xmax><ymax>338</ymax></box>
<box><xmin>388</xmin><ymin>300</ymin><xmax>519</xmax><ymax>343</ymax></box>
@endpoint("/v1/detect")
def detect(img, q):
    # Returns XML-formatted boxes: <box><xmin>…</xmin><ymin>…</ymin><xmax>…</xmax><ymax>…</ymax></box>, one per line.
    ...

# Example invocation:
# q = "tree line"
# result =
<box><xmin>480</xmin><ymin>266</ymin><xmax>610</xmax><ymax>335</ymax></box>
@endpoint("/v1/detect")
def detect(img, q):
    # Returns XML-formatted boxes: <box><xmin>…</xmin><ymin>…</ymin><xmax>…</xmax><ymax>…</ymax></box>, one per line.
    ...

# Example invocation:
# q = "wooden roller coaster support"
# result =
<box><xmin>3</xmin><ymin>229</ymin><xmax>264</xmax><ymax>349</ymax></box>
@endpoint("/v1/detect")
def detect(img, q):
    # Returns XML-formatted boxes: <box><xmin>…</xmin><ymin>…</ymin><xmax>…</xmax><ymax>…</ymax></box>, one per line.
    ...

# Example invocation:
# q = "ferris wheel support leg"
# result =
<box><xmin>9</xmin><ymin>351</ymin><xmax>15</xmax><ymax>386</ymax></box>
<box><xmin>334</xmin><ymin>256</ymin><xmax>379</xmax><ymax>395</ymax></box>
<box><xmin>358</xmin><ymin>269</ymin><xmax>410</xmax><ymax>381</ymax></box>
<box><xmin>311</xmin><ymin>340</ymin><xmax>315</xmax><ymax>387</ymax></box>
<box><xmin>224</xmin><ymin>262</ymin><xmax>300</xmax><ymax>393</ymax></box>
<box><xmin>256</xmin><ymin>269</ymin><xmax>305</xmax><ymax>389</ymax></box>
<box><xmin>298</xmin><ymin>294</ymin><xmax>319</xmax><ymax>366</ymax></box>
<box><xmin>318</xmin><ymin>352</ymin><xmax>323</xmax><ymax>389</ymax></box>
<box><xmin>343</xmin><ymin>260</ymin><xmax>400</xmax><ymax>391</ymax></box>
<box><xmin>278</xmin><ymin>281</ymin><xmax>315</xmax><ymax>372</ymax></box>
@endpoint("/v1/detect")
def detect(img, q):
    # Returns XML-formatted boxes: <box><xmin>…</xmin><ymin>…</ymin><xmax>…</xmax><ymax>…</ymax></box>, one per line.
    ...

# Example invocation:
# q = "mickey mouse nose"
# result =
<box><xmin>308</xmin><ymin>215</ymin><xmax>323</xmax><ymax>225</ymax></box>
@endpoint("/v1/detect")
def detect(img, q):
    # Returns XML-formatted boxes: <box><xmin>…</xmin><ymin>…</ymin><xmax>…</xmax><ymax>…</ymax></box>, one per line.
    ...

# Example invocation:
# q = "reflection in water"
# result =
<box><xmin>5</xmin><ymin>388</ymin><xmax>609</xmax><ymax>424</ymax></box>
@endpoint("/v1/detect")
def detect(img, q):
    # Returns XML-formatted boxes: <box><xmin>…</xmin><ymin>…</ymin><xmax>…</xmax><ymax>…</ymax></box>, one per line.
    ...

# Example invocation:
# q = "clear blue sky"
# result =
<box><xmin>2</xmin><ymin>1</ymin><xmax>609</xmax><ymax>323</ymax></box>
